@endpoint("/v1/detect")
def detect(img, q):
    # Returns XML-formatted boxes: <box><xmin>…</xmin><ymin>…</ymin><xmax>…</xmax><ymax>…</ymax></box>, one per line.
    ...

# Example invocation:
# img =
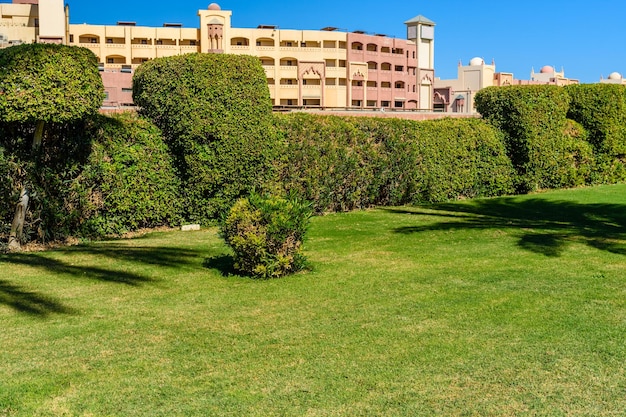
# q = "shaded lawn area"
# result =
<box><xmin>1</xmin><ymin>185</ymin><xmax>625</xmax><ymax>416</ymax></box>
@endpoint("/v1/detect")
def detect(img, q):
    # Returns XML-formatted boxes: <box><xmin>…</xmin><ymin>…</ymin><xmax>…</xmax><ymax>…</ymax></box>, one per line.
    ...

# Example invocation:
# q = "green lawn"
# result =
<box><xmin>1</xmin><ymin>185</ymin><xmax>625</xmax><ymax>416</ymax></box>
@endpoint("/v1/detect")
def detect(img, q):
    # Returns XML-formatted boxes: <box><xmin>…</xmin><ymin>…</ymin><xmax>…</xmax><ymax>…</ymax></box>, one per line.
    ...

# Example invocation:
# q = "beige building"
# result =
<box><xmin>2</xmin><ymin>1</ymin><xmax>436</xmax><ymax>109</ymax></box>
<box><xmin>0</xmin><ymin>0</ymin><xmax>66</xmax><ymax>46</ymax></box>
<box><xmin>434</xmin><ymin>58</ymin><xmax>579</xmax><ymax>113</ymax></box>
<box><xmin>66</xmin><ymin>3</ymin><xmax>436</xmax><ymax>109</ymax></box>
<box><xmin>600</xmin><ymin>72</ymin><xmax>626</xmax><ymax>85</ymax></box>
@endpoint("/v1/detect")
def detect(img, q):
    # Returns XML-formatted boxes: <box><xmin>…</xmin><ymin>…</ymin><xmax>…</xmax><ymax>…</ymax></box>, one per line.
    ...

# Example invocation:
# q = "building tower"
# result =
<box><xmin>38</xmin><ymin>0</ymin><xmax>65</xmax><ymax>43</ymax></box>
<box><xmin>199</xmin><ymin>3</ymin><xmax>231</xmax><ymax>53</ymax></box>
<box><xmin>404</xmin><ymin>15</ymin><xmax>435</xmax><ymax>110</ymax></box>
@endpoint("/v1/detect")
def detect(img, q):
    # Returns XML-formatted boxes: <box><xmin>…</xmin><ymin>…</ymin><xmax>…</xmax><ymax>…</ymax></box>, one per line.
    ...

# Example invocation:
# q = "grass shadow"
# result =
<box><xmin>389</xmin><ymin>197</ymin><xmax>626</xmax><ymax>257</ymax></box>
<box><xmin>203</xmin><ymin>254</ymin><xmax>239</xmax><ymax>277</ymax></box>
<box><xmin>0</xmin><ymin>279</ymin><xmax>75</xmax><ymax>317</ymax></box>
<box><xmin>0</xmin><ymin>243</ymin><xmax>205</xmax><ymax>317</ymax></box>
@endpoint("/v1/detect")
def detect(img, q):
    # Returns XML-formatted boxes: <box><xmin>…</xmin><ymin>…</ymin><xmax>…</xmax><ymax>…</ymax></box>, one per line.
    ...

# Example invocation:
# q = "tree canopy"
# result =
<box><xmin>0</xmin><ymin>43</ymin><xmax>104</xmax><ymax>125</ymax></box>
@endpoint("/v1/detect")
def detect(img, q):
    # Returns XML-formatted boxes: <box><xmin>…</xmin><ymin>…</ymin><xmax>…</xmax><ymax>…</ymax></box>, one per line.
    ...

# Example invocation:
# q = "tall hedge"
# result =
<box><xmin>132</xmin><ymin>53</ymin><xmax>277</xmax><ymax>223</ymax></box>
<box><xmin>475</xmin><ymin>85</ymin><xmax>593</xmax><ymax>192</ymax></box>
<box><xmin>275</xmin><ymin>114</ymin><xmax>515</xmax><ymax>213</ymax></box>
<box><xmin>566</xmin><ymin>84</ymin><xmax>626</xmax><ymax>182</ymax></box>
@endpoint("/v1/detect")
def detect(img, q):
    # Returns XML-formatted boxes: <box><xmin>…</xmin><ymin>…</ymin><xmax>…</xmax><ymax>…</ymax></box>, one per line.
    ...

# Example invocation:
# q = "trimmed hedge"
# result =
<box><xmin>475</xmin><ymin>85</ymin><xmax>594</xmax><ymax>192</ymax></box>
<box><xmin>566</xmin><ymin>83</ymin><xmax>626</xmax><ymax>183</ymax></box>
<box><xmin>75</xmin><ymin>114</ymin><xmax>183</xmax><ymax>237</ymax></box>
<box><xmin>0</xmin><ymin>114</ymin><xmax>182</xmax><ymax>245</ymax></box>
<box><xmin>275</xmin><ymin>114</ymin><xmax>515</xmax><ymax>213</ymax></box>
<box><xmin>133</xmin><ymin>53</ymin><xmax>277</xmax><ymax>223</ymax></box>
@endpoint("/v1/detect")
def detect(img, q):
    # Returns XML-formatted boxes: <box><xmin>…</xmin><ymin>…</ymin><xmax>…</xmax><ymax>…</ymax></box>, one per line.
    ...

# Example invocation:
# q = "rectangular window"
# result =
<box><xmin>122</xmin><ymin>88</ymin><xmax>133</xmax><ymax>93</ymax></box>
<box><xmin>107</xmin><ymin>38</ymin><xmax>113</xmax><ymax>43</ymax></box>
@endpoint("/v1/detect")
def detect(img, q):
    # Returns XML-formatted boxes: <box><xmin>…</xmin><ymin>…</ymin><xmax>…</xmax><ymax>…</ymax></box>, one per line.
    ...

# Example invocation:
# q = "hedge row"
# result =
<box><xmin>274</xmin><ymin>114</ymin><xmax>515</xmax><ymax>213</ymax></box>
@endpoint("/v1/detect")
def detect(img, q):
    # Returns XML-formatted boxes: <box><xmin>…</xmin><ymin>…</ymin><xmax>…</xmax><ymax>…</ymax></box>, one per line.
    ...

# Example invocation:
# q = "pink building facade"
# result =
<box><xmin>347</xmin><ymin>33</ymin><xmax>419</xmax><ymax>109</ymax></box>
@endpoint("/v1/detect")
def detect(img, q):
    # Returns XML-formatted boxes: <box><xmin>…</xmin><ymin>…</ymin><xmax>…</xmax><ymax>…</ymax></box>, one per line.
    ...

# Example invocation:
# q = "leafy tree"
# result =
<box><xmin>0</xmin><ymin>43</ymin><xmax>104</xmax><ymax>250</ymax></box>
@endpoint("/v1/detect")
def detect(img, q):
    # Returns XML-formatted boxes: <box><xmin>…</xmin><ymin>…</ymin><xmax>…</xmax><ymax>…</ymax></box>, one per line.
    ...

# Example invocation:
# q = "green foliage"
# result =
<box><xmin>75</xmin><ymin>114</ymin><xmax>183</xmax><ymax>237</ymax></box>
<box><xmin>275</xmin><ymin>114</ymin><xmax>514</xmax><ymax>213</ymax></box>
<box><xmin>221</xmin><ymin>193</ymin><xmax>312</xmax><ymax>278</ymax></box>
<box><xmin>566</xmin><ymin>83</ymin><xmax>626</xmax><ymax>182</ymax></box>
<box><xmin>0</xmin><ymin>43</ymin><xmax>104</xmax><ymax>124</ymax></box>
<box><xmin>0</xmin><ymin>114</ymin><xmax>181</xmax><ymax>244</ymax></box>
<box><xmin>566</xmin><ymin>84</ymin><xmax>626</xmax><ymax>155</ymax></box>
<box><xmin>133</xmin><ymin>53</ymin><xmax>277</xmax><ymax>223</ymax></box>
<box><xmin>475</xmin><ymin>85</ymin><xmax>593</xmax><ymax>192</ymax></box>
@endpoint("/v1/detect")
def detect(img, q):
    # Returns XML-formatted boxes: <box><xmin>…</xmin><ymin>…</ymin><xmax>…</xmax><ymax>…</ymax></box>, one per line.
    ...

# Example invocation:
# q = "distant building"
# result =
<box><xmin>434</xmin><ymin>58</ymin><xmax>579</xmax><ymax>113</ymax></box>
<box><xmin>600</xmin><ymin>72</ymin><xmax>626</xmax><ymax>85</ymax></box>
<box><xmin>1</xmin><ymin>1</ymin><xmax>436</xmax><ymax>110</ymax></box>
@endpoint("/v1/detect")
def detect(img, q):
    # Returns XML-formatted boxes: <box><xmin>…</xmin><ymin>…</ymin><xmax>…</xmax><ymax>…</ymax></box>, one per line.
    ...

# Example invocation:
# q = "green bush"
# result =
<box><xmin>75</xmin><ymin>114</ymin><xmax>183</xmax><ymax>237</ymax></box>
<box><xmin>0</xmin><ymin>114</ymin><xmax>182</xmax><ymax>244</ymax></box>
<box><xmin>133</xmin><ymin>53</ymin><xmax>277</xmax><ymax>223</ymax></box>
<box><xmin>275</xmin><ymin>114</ymin><xmax>514</xmax><ymax>212</ymax></box>
<box><xmin>566</xmin><ymin>84</ymin><xmax>626</xmax><ymax>183</ymax></box>
<box><xmin>475</xmin><ymin>85</ymin><xmax>593</xmax><ymax>192</ymax></box>
<box><xmin>221</xmin><ymin>193</ymin><xmax>312</xmax><ymax>278</ymax></box>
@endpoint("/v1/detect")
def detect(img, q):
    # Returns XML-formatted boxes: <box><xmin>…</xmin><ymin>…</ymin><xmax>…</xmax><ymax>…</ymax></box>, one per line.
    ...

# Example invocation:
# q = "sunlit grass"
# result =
<box><xmin>1</xmin><ymin>185</ymin><xmax>625</xmax><ymax>416</ymax></box>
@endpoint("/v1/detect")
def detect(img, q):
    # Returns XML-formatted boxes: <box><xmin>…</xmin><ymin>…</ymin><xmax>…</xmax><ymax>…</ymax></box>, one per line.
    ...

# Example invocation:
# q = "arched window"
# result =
<box><xmin>351</xmin><ymin>42</ymin><xmax>363</xmax><ymax>51</ymax></box>
<box><xmin>230</xmin><ymin>37</ymin><xmax>249</xmax><ymax>46</ymax></box>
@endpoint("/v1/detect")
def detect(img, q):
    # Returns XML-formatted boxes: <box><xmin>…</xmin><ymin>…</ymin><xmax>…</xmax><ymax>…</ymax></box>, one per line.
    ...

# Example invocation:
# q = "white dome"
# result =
<box><xmin>608</xmin><ymin>72</ymin><xmax>622</xmax><ymax>80</ymax></box>
<box><xmin>540</xmin><ymin>65</ymin><xmax>555</xmax><ymax>74</ymax></box>
<box><xmin>469</xmin><ymin>57</ymin><xmax>484</xmax><ymax>66</ymax></box>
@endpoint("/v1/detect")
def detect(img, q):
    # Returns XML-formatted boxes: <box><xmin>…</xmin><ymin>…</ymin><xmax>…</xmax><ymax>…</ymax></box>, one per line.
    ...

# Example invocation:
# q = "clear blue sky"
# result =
<box><xmin>65</xmin><ymin>0</ymin><xmax>626</xmax><ymax>83</ymax></box>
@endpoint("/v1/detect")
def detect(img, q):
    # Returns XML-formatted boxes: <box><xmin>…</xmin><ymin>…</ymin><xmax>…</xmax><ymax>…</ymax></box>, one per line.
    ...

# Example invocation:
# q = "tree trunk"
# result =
<box><xmin>8</xmin><ymin>188</ymin><xmax>29</xmax><ymax>251</ymax></box>
<box><xmin>7</xmin><ymin>121</ymin><xmax>44</xmax><ymax>251</ymax></box>
<box><xmin>32</xmin><ymin>120</ymin><xmax>44</xmax><ymax>149</ymax></box>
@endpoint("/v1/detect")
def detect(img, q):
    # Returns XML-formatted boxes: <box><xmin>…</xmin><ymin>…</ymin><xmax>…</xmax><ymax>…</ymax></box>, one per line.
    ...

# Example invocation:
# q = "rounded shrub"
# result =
<box><xmin>221</xmin><ymin>193</ymin><xmax>312</xmax><ymax>279</ymax></box>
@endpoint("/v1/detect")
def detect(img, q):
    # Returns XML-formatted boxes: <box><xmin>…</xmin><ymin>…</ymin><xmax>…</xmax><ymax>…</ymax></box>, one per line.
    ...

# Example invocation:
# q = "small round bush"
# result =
<box><xmin>221</xmin><ymin>193</ymin><xmax>312</xmax><ymax>278</ymax></box>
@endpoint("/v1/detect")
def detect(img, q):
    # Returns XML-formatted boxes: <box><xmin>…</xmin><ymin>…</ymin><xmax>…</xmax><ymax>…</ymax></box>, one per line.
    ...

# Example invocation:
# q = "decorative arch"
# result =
<box><xmin>421</xmin><ymin>73</ymin><xmax>433</xmax><ymax>85</ymax></box>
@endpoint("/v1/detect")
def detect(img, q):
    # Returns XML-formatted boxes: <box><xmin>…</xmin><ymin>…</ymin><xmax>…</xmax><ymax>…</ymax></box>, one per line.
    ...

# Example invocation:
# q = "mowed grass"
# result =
<box><xmin>1</xmin><ymin>185</ymin><xmax>625</xmax><ymax>416</ymax></box>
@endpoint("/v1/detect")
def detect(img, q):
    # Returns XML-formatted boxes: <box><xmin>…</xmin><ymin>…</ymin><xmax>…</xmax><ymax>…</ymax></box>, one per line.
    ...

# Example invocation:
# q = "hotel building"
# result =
<box><xmin>1</xmin><ymin>1</ymin><xmax>436</xmax><ymax>110</ymax></box>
